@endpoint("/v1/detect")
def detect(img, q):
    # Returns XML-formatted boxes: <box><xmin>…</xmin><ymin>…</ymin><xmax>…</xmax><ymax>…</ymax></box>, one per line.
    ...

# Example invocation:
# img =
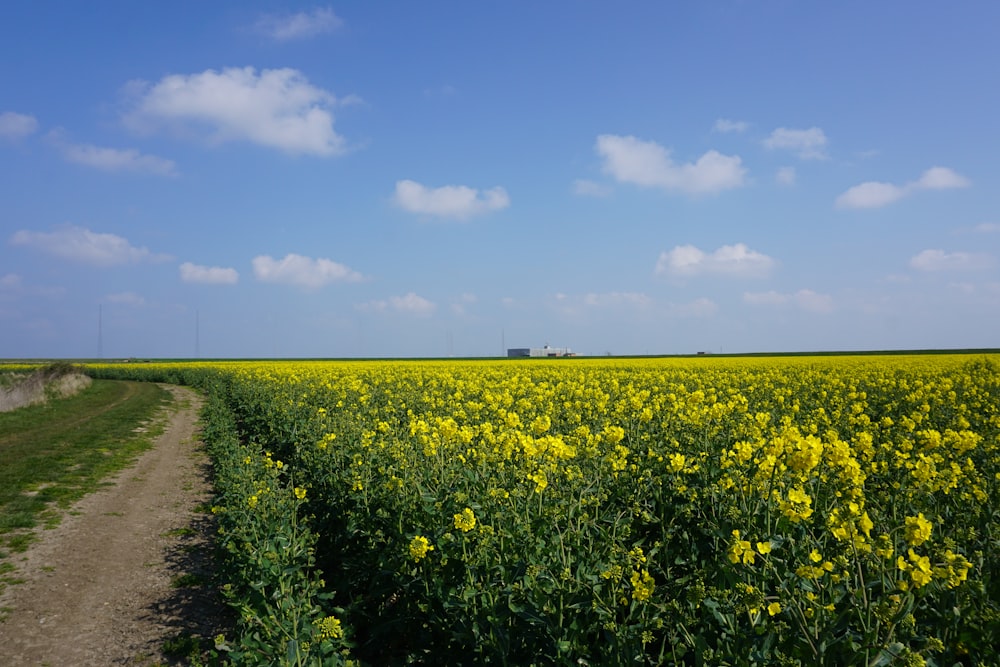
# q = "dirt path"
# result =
<box><xmin>0</xmin><ymin>384</ymin><xmax>227</xmax><ymax>666</ymax></box>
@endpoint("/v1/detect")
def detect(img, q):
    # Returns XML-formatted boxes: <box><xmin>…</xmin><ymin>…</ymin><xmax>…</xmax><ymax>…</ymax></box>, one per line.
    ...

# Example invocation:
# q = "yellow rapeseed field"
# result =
<box><xmin>89</xmin><ymin>354</ymin><xmax>1000</xmax><ymax>666</ymax></box>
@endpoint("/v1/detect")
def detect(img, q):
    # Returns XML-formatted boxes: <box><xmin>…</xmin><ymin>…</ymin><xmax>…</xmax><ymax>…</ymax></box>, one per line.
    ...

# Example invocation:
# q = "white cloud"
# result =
<box><xmin>713</xmin><ymin>118</ymin><xmax>748</xmax><ymax>133</ymax></box>
<box><xmin>776</xmin><ymin>166</ymin><xmax>796</xmax><ymax>186</ymax></box>
<box><xmin>836</xmin><ymin>181</ymin><xmax>905</xmax><ymax>209</ymax></box>
<box><xmin>655</xmin><ymin>243</ymin><xmax>775</xmax><ymax>278</ymax></box>
<box><xmin>595</xmin><ymin>134</ymin><xmax>746</xmax><ymax>195</ymax></box>
<box><xmin>836</xmin><ymin>166</ymin><xmax>970</xmax><ymax>209</ymax></box>
<box><xmin>0</xmin><ymin>111</ymin><xmax>38</xmax><ymax>140</ymax></box>
<box><xmin>106</xmin><ymin>291</ymin><xmax>145</xmax><ymax>306</ymax></box>
<box><xmin>763</xmin><ymin>127</ymin><xmax>828</xmax><ymax>159</ymax></box>
<box><xmin>252</xmin><ymin>253</ymin><xmax>364</xmax><ymax>288</ymax></box>
<box><xmin>390</xmin><ymin>292</ymin><xmax>435</xmax><ymax>316</ymax></box>
<box><xmin>359</xmin><ymin>292</ymin><xmax>436</xmax><ymax>316</ymax></box>
<box><xmin>252</xmin><ymin>7</ymin><xmax>342</xmax><ymax>41</ymax></box>
<box><xmin>583</xmin><ymin>291</ymin><xmax>651</xmax><ymax>308</ymax></box>
<box><xmin>915</xmin><ymin>166</ymin><xmax>970</xmax><ymax>190</ymax></box>
<box><xmin>909</xmin><ymin>249</ymin><xmax>994</xmax><ymax>272</ymax></box>
<box><xmin>9</xmin><ymin>225</ymin><xmax>166</xmax><ymax>267</ymax></box>
<box><xmin>572</xmin><ymin>179</ymin><xmax>611</xmax><ymax>197</ymax></box>
<box><xmin>125</xmin><ymin>67</ymin><xmax>349</xmax><ymax>156</ymax></box>
<box><xmin>974</xmin><ymin>223</ymin><xmax>1000</xmax><ymax>233</ymax></box>
<box><xmin>393</xmin><ymin>179</ymin><xmax>510</xmax><ymax>219</ymax></box>
<box><xmin>179</xmin><ymin>262</ymin><xmax>239</xmax><ymax>285</ymax></box>
<box><xmin>51</xmin><ymin>134</ymin><xmax>176</xmax><ymax>175</ymax></box>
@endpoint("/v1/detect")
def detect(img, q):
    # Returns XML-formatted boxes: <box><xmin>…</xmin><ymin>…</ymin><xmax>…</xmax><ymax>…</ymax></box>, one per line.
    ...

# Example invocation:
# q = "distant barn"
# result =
<box><xmin>508</xmin><ymin>345</ymin><xmax>575</xmax><ymax>358</ymax></box>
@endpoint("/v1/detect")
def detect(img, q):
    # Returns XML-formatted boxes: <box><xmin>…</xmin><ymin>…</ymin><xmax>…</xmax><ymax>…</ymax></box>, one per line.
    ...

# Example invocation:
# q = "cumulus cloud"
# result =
<box><xmin>572</xmin><ymin>179</ymin><xmax>611</xmax><ymax>197</ymax></box>
<box><xmin>595</xmin><ymin>134</ymin><xmax>746</xmax><ymax>195</ymax></box>
<box><xmin>0</xmin><ymin>111</ymin><xmax>38</xmax><ymax>140</ymax></box>
<box><xmin>179</xmin><ymin>262</ymin><xmax>239</xmax><ymax>285</ymax></box>
<box><xmin>909</xmin><ymin>249</ymin><xmax>994</xmax><ymax>272</ymax></box>
<box><xmin>252</xmin><ymin>253</ymin><xmax>364</xmax><ymax>288</ymax></box>
<box><xmin>105</xmin><ymin>291</ymin><xmax>145</xmax><ymax>306</ymax></box>
<box><xmin>125</xmin><ymin>67</ymin><xmax>349</xmax><ymax>156</ymax></box>
<box><xmin>915</xmin><ymin>166</ymin><xmax>970</xmax><ymax>190</ymax></box>
<box><xmin>744</xmin><ymin>289</ymin><xmax>834</xmax><ymax>313</ymax></box>
<box><xmin>836</xmin><ymin>167</ymin><xmax>970</xmax><ymax>209</ymax></box>
<box><xmin>713</xmin><ymin>118</ymin><xmax>748</xmax><ymax>133</ymax></box>
<box><xmin>836</xmin><ymin>181</ymin><xmax>905</xmax><ymax>209</ymax></box>
<box><xmin>9</xmin><ymin>225</ymin><xmax>167</xmax><ymax>267</ymax></box>
<box><xmin>776</xmin><ymin>166</ymin><xmax>796</xmax><ymax>186</ymax></box>
<box><xmin>393</xmin><ymin>179</ymin><xmax>510</xmax><ymax>219</ymax></box>
<box><xmin>583</xmin><ymin>291</ymin><xmax>652</xmax><ymax>308</ymax></box>
<box><xmin>655</xmin><ymin>243</ymin><xmax>775</xmax><ymax>278</ymax></box>
<box><xmin>49</xmin><ymin>132</ymin><xmax>176</xmax><ymax>175</ymax></box>
<box><xmin>252</xmin><ymin>7</ymin><xmax>342</xmax><ymax>41</ymax></box>
<box><xmin>359</xmin><ymin>292</ymin><xmax>436</xmax><ymax>316</ymax></box>
<box><xmin>763</xmin><ymin>127</ymin><xmax>828</xmax><ymax>159</ymax></box>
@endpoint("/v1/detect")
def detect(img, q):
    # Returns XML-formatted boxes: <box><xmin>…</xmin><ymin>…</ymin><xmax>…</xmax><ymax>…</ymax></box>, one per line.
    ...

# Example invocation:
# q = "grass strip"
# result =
<box><xmin>0</xmin><ymin>379</ymin><xmax>170</xmax><ymax>574</ymax></box>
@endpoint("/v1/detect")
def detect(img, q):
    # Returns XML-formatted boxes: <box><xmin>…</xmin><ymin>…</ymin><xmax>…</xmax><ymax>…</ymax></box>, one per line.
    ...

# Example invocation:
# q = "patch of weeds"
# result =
<box><xmin>163</xmin><ymin>632</ymin><xmax>224</xmax><ymax>667</ymax></box>
<box><xmin>162</xmin><ymin>526</ymin><xmax>196</xmax><ymax>538</ymax></box>
<box><xmin>103</xmin><ymin>511</ymin><xmax>125</xmax><ymax>517</ymax></box>
<box><xmin>5</xmin><ymin>533</ymin><xmax>34</xmax><ymax>553</ymax></box>
<box><xmin>171</xmin><ymin>573</ymin><xmax>204</xmax><ymax>588</ymax></box>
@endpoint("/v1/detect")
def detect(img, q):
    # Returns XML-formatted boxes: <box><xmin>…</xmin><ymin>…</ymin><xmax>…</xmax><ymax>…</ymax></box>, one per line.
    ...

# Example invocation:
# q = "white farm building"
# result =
<box><xmin>507</xmin><ymin>345</ymin><xmax>575</xmax><ymax>358</ymax></box>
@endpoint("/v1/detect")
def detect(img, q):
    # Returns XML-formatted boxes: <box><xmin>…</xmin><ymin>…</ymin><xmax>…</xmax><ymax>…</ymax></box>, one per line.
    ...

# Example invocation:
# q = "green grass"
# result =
<box><xmin>0</xmin><ymin>379</ymin><xmax>171</xmax><ymax>574</ymax></box>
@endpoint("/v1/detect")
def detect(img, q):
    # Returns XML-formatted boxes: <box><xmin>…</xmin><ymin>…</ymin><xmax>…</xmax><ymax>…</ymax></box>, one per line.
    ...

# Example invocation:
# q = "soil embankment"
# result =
<box><xmin>0</xmin><ymin>364</ymin><xmax>92</xmax><ymax>412</ymax></box>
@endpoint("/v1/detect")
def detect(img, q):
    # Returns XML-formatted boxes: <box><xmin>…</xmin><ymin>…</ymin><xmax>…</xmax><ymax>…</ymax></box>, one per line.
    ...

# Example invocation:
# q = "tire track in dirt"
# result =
<box><xmin>0</xmin><ymin>384</ymin><xmax>228</xmax><ymax>666</ymax></box>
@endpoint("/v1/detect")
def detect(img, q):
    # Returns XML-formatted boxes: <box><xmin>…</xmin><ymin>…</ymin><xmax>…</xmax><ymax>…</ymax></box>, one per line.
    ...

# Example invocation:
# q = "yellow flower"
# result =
<box><xmin>314</xmin><ymin>615</ymin><xmax>343</xmax><ymax>640</ymax></box>
<box><xmin>294</xmin><ymin>487</ymin><xmax>307</xmax><ymax>500</ymax></box>
<box><xmin>767</xmin><ymin>601</ymin><xmax>782</xmax><ymax>616</ymax></box>
<box><xmin>454</xmin><ymin>507</ymin><xmax>477</xmax><ymax>532</ymax></box>
<box><xmin>630</xmin><ymin>569</ymin><xmax>655</xmax><ymax>602</ymax></box>
<box><xmin>898</xmin><ymin>548</ymin><xmax>933</xmax><ymax>588</ymax></box>
<box><xmin>756</xmin><ymin>541</ymin><xmax>772</xmax><ymax>555</ymax></box>
<box><xmin>904</xmin><ymin>513</ymin><xmax>933</xmax><ymax>546</ymax></box>
<box><xmin>408</xmin><ymin>535</ymin><xmax>434</xmax><ymax>562</ymax></box>
<box><xmin>727</xmin><ymin>530</ymin><xmax>755</xmax><ymax>565</ymax></box>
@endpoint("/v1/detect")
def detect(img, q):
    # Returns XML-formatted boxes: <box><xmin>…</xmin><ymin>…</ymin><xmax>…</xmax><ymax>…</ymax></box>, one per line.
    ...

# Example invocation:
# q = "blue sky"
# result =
<box><xmin>2</xmin><ymin>2</ymin><xmax>999</xmax><ymax>358</ymax></box>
